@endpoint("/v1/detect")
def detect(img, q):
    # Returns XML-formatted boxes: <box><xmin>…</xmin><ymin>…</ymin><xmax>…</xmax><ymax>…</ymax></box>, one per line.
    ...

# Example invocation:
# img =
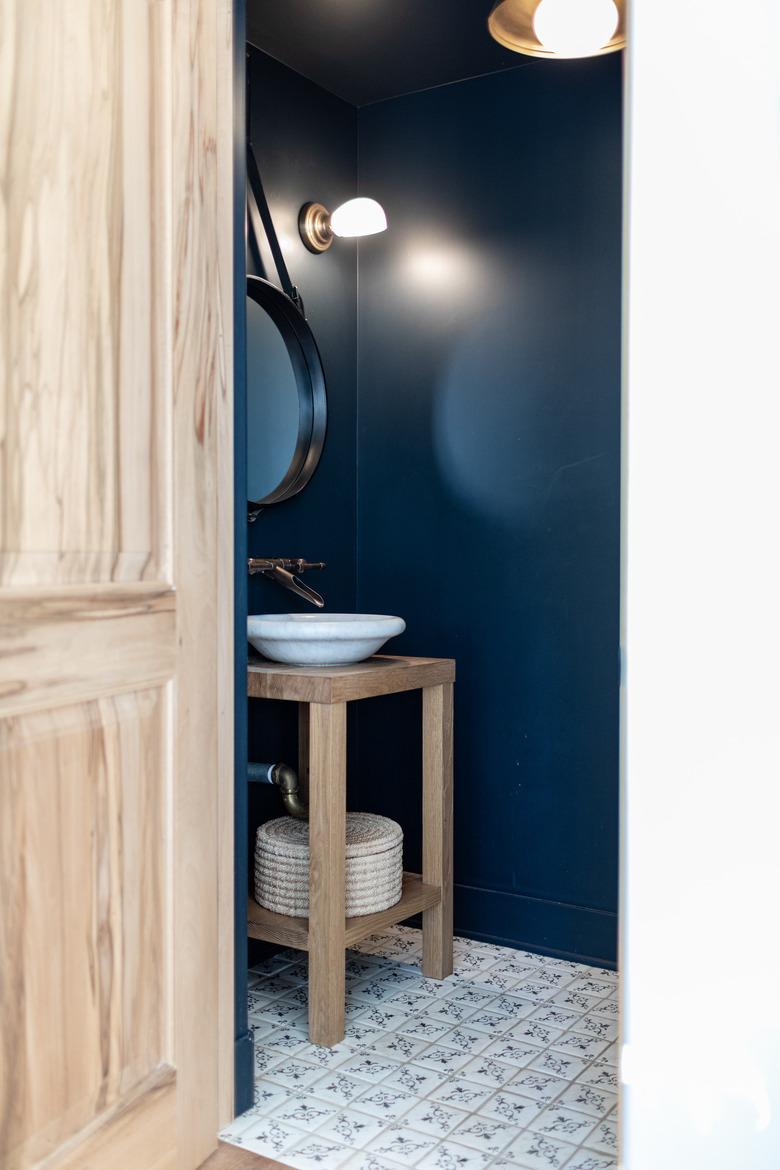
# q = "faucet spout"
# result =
<box><xmin>247</xmin><ymin>557</ymin><xmax>326</xmax><ymax>609</ymax></box>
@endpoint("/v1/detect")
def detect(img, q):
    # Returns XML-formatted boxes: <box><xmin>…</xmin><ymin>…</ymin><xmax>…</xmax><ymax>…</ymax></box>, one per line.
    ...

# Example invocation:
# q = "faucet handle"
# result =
<box><xmin>248</xmin><ymin>557</ymin><xmax>325</xmax><ymax>574</ymax></box>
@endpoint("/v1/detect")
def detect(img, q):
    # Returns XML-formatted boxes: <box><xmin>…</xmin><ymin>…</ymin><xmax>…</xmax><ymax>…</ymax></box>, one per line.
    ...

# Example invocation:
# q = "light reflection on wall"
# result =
<box><xmin>400</xmin><ymin>239</ymin><xmax>476</xmax><ymax>291</ymax></box>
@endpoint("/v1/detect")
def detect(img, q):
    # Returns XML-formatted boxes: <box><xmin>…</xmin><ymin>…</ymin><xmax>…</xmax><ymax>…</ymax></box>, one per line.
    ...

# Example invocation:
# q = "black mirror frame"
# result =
<box><xmin>246</xmin><ymin>274</ymin><xmax>327</xmax><ymax>515</ymax></box>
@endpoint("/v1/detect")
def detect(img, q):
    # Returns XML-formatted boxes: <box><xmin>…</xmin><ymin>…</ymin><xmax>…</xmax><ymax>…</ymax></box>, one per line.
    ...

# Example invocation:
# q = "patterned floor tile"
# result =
<box><xmin>494</xmin><ymin>1128</ymin><xmax>577</xmax><ymax>1169</ymax></box>
<box><xmin>528</xmin><ymin>1049</ymin><xmax>590</xmax><ymax>1082</ymax></box>
<box><xmin>364</xmin><ymin>1127</ymin><xmax>439</xmax><ymax>1166</ymax></box>
<box><xmin>343</xmin><ymin>1153</ymin><xmax>406</xmax><ymax>1170</ymax></box>
<box><xmin>548</xmin><ymin>1032</ymin><xmax>610</xmax><ymax>1061</ymax></box>
<box><xmin>314</xmin><ymin>1108</ymin><xmax>391</xmax><ymax>1149</ymax></box>
<box><xmin>263</xmin><ymin>1026</ymin><xmax>314</xmax><ymax>1057</ymax></box>
<box><xmin>401</xmin><ymin>1098</ymin><xmax>468</xmax><ymax>1138</ymax></box>
<box><xmin>568</xmin><ymin>1015</ymin><xmax>618</xmax><ymax>1043</ymax></box>
<box><xmin>555</xmin><ymin>1081</ymin><xmax>617</xmax><ymax>1119</ymax></box>
<box><xmin>435</xmin><ymin>1026</ymin><xmax>494</xmax><ymax>1056</ymax></box>
<box><xmin>276</xmin><ymin>1098</ymin><xmax>340</xmax><ymax>1129</ymax></box>
<box><xmin>448</xmin><ymin>1115</ymin><xmax>518</xmax><ymax>1156</ymax></box>
<box><xmin>395</xmin><ymin>1016</ymin><xmax>454</xmax><ymax>1044</ymax></box>
<box><xmin>480</xmin><ymin>1038</ymin><xmax>544</xmax><ymax>1069</ymax></box>
<box><xmin>312</xmin><ymin>1071</ymin><xmax>378</xmax><ymax>1106</ymax></box>
<box><xmin>352</xmin><ymin>1005</ymin><xmax>414</xmax><ymax>1032</ymax></box>
<box><xmin>336</xmin><ymin>1054</ymin><xmax>403</xmax><ymax>1084</ymax></box>
<box><xmin>235</xmin><ymin>1115</ymin><xmax>305</xmax><ymax>1158</ymax></box>
<box><xmin>505</xmin><ymin>1070</ymin><xmax>568</xmax><ymax>1107</ymax></box>
<box><xmin>224</xmin><ymin>927</ymin><xmax>621</xmax><ymax>1169</ymax></box>
<box><xmin>477</xmin><ymin>1089</ymin><xmax>543</xmax><ymax>1128</ymax></box>
<box><xmin>382</xmin><ymin>1062</ymin><xmax>452</xmax><ymax>1097</ymax></box>
<box><xmin>565</xmin><ymin>978</ymin><xmax>615</xmax><ymax>1000</ymax></box>
<box><xmin>414</xmin><ymin>1045</ymin><xmax>474</xmax><ymax>1074</ymax></box>
<box><xmin>563</xmin><ymin>1148</ymin><xmax>617</xmax><ymax>1170</ymax></box>
<box><xmin>265</xmin><ymin>1059</ymin><xmax>326</xmax><ymax>1090</ymax></box>
<box><xmin>583</xmin><ymin>1116</ymin><xmax>618</xmax><ymax>1157</ymax></box>
<box><xmin>529</xmin><ymin>1006</ymin><xmax>582</xmax><ymax>1031</ymax></box>
<box><xmin>456</xmin><ymin>1009</ymin><xmax>509</xmax><ymax>1035</ymax></box>
<box><xmin>351</xmin><ymin>1085</ymin><xmax>419</xmax><ymax>1122</ymax></box>
<box><xmin>247</xmin><ymin>1077</ymin><xmax>291</xmax><ymax>1115</ymax></box>
<box><xmin>503</xmin><ymin>1020</ymin><xmax>564</xmax><ymax>1049</ymax></box>
<box><xmin>368</xmin><ymin>1030</ymin><xmax>431</xmax><ymax>1062</ymax></box>
<box><xmin>458</xmin><ymin>1055</ymin><xmax>518</xmax><ymax>1088</ymax></box>
<box><xmin>576</xmin><ymin>1060</ymin><xmax>618</xmax><ymax>1092</ymax></box>
<box><xmin>284</xmin><ymin>1136</ymin><xmax>354</xmax><ymax>1169</ymax></box>
<box><xmin>526</xmin><ymin>1104</ymin><xmax>597</xmax><ymax>1144</ymax></box>
<box><xmin>426</xmin><ymin>1080</ymin><xmax>496</xmax><ymax>1111</ymax></box>
<box><xmin>428</xmin><ymin>998</ymin><xmax>481</xmax><ymax>1026</ymax></box>
<box><xmin>415</xmin><ymin>1139</ymin><xmax>492</xmax><ymax>1170</ymax></box>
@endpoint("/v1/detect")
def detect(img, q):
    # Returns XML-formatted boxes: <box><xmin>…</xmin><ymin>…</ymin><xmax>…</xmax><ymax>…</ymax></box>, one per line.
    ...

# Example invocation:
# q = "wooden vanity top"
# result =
<box><xmin>247</xmin><ymin>653</ymin><xmax>455</xmax><ymax>704</ymax></box>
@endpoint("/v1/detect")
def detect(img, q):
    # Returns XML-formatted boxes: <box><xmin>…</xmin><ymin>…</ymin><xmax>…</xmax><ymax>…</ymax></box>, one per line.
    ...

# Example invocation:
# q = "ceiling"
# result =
<box><xmin>246</xmin><ymin>0</ymin><xmax>531</xmax><ymax>107</ymax></box>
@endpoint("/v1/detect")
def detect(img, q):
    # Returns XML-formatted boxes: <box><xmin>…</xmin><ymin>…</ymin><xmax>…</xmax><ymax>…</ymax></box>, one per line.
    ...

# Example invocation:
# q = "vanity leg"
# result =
<box><xmin>298</xmin><ymin>702</ymin><xmax>310</xmax><ymax>802</ymax></box>
<box><xmin>308</xmin><ymin>701</ymin><xmax>347</xmax><ymax>1045</ymax></box>
<box><xmin>422</xmin><ymin>682</ymin><xmax>454</xmax><ymax>979</ymax></box>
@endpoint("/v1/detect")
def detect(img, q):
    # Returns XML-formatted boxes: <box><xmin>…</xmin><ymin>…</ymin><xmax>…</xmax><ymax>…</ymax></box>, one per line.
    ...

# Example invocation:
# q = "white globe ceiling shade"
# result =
<box><xmin>487</xmin><ymin>0</ymin><xmax>625</xmax><ymax>60</ymax></box>
<box><xmin>533</xmin><ymin>0</ymin><xmax>619</xmax><ymax>57</ymax></box>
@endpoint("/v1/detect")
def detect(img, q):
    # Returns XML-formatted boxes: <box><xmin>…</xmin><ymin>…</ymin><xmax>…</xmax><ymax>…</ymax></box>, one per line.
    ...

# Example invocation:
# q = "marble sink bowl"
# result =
<box><xmin>247</xmin><ymin>613</ymin><xmax>406</xmax><ymax>666</ymax></box>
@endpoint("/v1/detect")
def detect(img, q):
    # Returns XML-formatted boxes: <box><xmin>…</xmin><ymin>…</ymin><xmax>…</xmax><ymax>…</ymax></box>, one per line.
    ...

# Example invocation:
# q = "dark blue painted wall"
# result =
<box><xmin>354</xmin><ymin>57</ymin><xmax>622</xmax><ymax>966</ymax></box>
<box><xmin>244</xmin><ymin>50</ymin><xmax>359</xmax><ymax>948</ymax></box>
<box><xmin>241</xmin><ymin>50</ymin><xmax>621</xmax><ymax>978</ymax></box>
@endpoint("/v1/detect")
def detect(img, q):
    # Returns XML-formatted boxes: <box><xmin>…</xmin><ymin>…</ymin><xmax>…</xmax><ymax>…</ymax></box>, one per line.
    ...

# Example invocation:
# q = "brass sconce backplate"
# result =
<box><xmin>299</xmin><ymin>202</ymin><xmax>333</xmax><ymax>253</ymax></box>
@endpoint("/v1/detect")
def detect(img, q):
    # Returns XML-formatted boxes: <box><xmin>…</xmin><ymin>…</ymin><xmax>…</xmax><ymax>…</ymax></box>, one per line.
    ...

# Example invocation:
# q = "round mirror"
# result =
<box><xmin>246</xmin><ymin>275</ymin><xmax>327</xmax><ymax>513</ymax></box>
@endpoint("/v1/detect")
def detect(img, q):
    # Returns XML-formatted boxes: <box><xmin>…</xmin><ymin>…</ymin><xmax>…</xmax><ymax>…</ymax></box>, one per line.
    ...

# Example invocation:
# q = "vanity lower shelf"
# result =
<box><xmin>247</xmin><ymin>871</ymin><xmax>441</xmax><ymax>952</ymax></box>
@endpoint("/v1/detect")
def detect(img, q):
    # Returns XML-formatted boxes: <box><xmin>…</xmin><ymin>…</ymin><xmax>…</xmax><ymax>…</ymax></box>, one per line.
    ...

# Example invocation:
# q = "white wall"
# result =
<box><xmin>621</xmin><ymin>1</ymin><xmax>780</xmax><ymax>1167</ymax></box>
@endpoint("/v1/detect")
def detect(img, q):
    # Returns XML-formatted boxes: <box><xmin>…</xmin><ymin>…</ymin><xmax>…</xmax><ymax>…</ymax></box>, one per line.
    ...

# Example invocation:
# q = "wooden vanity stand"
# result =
<box><xmin>247</xmin><ymin>654</ymin><xmax>455</xmax><ymax>1046</ymax></box>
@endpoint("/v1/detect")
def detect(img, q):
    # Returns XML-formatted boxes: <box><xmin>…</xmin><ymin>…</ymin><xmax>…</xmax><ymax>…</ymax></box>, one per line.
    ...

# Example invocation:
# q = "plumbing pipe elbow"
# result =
<box><xmin>272</xmin><ymin>762</ymin><xmax>308</xmax><ymax>820</ymax></box>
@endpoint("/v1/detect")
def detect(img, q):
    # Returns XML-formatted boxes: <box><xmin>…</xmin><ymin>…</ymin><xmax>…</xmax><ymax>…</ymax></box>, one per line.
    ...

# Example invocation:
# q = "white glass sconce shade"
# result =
<box><xmin>330</xmin><ymin>197</ymin><xmax>387</xmax><ymax>238</ymax></box>
<box><xmin>298</xmin><ymin>197</ymin><xmax>387</xmax><ymax>252</ymax></box>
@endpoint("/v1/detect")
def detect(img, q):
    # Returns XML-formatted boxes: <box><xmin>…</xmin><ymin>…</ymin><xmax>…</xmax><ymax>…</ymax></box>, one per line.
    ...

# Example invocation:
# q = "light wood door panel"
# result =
<box><xmin>0</xmin><ymin>0</ymin><xmax>172</xmax><ymax>590</ymax></box>
<box><xmin>0</xmin><ymin>1</ymin><xmax>234</xmax><ymax>1168</ymax></box>
<box><xmin>1</xmin><ymin>692</ymin><xmax>169</xmax><ymax>1168</ymax></box>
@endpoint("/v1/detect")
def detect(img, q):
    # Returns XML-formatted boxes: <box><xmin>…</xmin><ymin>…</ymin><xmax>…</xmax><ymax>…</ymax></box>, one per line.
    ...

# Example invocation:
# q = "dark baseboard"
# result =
<box><xmin>234</xmin><ymin>1030</ymin><xmax>254</xmax><ymax>1118</ymax></box>
<box><xmin>454</xmin><ymin>882</ymin><xmax>618</xmax><ymax>970</ymax></box>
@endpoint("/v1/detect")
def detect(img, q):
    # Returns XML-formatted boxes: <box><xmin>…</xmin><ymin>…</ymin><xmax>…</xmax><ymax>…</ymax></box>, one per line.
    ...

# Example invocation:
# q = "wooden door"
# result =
<box><xmin>0</xmin><ymin>3</ymin><xmax>234</xmax><ymax>1169</ymax></box>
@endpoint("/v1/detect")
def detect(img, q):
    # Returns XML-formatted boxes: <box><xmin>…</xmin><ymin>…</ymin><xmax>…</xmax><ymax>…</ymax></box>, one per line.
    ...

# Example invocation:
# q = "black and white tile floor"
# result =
<box><xmin>221</xmin><ymin>926</ymin><xmax>619</xmax><ymax>1170</ymax></box>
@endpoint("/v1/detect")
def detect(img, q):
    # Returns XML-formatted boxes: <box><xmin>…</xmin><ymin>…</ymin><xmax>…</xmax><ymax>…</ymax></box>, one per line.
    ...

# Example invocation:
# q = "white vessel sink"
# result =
<box><xmin>247</xmin><ymin>613</ymin><xmax>406</xmax><ymax>666</ymax></box>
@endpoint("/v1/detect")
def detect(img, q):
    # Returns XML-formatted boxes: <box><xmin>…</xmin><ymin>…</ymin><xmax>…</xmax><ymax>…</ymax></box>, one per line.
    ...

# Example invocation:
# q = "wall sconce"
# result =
<box><xmin>298</xmin><ymin>198</ymin><xmax>387</xmax><ymax>253</ymax></box>
<box><xmin>488</xmin><ymin>0</ymin><xmax>625</xmax><ymax>60</ymax></box>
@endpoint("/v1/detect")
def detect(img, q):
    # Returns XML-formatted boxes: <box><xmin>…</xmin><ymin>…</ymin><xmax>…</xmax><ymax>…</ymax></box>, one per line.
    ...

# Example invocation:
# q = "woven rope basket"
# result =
<box><xmin>254</xmin><ymin>813</ymin><xmax>403</xmax><ymax>918</ymax></box>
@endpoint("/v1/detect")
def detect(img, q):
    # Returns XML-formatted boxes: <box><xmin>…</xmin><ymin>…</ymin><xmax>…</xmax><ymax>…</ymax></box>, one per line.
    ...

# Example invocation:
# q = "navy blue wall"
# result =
<box><xmin>354</xmin><ymin>57</ymin><xmax>622</xmax><ymax>966</ymax></box>
<box><xmin>242</xmin><ymin>49</ymin><xmax>622</xmax><ymax>973</ymax></box>
<box><xmin>245</xmin><ymin>49</ymin><xmax>359</xmax><ymax>851</ymax></box>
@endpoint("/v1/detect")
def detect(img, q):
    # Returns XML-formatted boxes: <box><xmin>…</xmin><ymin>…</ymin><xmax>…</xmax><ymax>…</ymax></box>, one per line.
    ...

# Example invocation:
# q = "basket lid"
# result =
<box><xmin>256</xmin><ymin>812</ymin><xmax>402</xmax><ymax>859</ymax></box>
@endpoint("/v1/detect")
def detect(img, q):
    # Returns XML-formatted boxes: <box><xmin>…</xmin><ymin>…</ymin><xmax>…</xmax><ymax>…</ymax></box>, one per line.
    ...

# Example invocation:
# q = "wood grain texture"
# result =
<box><xmin>0</xmin><ymin>584</ymin><xmax>176</xmax><ymax>717</ymax></box>
<box><xmin>0</xmin><ymin>0</ymin><xmax>170</xmax><ymax>589</ymax></box>
<box><xmin>0</xmin><ymin>692</ymin><xmax>168</xmax><ymax>1169</ymax></box>
<box><xmin>216</xmin><ymin>0</ymin><xmax>236</xmax><ymax>1132</ymax></box>
<box><xmin>247</xmin><ymin>655</ymin><xmax>456</xmax><ymax>704</ymax></box>
<box><xmin>199</xmin><ymin>1141</ymin><xmax>289</xmax><ymax>1170</ymax></box>
<box><xmin>33</xmin><ymin>1070</ymin><xmax>177</xmax><ymax>1170</ymax></box>
<box><xmin>0</xmin><ymin>0</ymin><xmax>234</xmax><ymax>1166</ymax></box>
<box><xmin>297</xmin><ymin>703</ymin><xmax>310</xmax><ymax>802</ymax></box>
<box><xmin>422</xmin><ymin>683</ymin><xmax>454</xmax><ymax>979</ymax></box>
<box><xmin>307</xmin><ymin>702</ymin><xmax>347</xmax><ymax>1045</ymax></box>
<box><xmin>246</xmin><ymin>872</ymin><xmax>441</xmax><ymax>951</ymax></box>
<box><xmin>171</xmin><ymin>0</ymin><xmax>234</xmax><ymax>1160</ymax></box>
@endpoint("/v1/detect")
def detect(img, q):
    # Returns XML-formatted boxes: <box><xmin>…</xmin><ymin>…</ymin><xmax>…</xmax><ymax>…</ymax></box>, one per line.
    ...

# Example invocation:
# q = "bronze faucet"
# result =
<box><xmin>247</xmin><ymin>557</ymin><xmax>326</xmax><ymax>609</ymax></box>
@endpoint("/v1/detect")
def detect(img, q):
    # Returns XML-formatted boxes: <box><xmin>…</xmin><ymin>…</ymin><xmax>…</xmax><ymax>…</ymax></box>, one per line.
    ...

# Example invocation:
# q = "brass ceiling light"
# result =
<box><xmin>488</xmin><ymin>0</ymin><xmax>625</xmax><ymax>60</ymax></box>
